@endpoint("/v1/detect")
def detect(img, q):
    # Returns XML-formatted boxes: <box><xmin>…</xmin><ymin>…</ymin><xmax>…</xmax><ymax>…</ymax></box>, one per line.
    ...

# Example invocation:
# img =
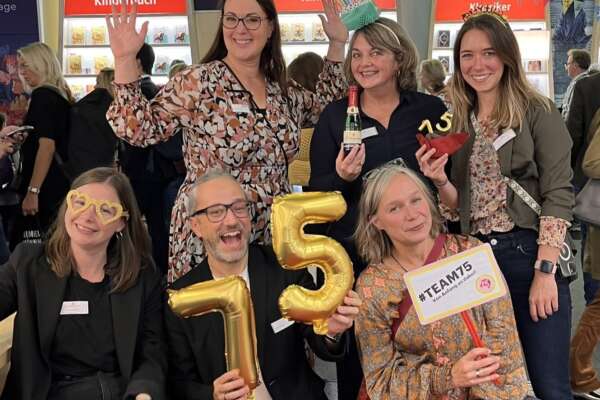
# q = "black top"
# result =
<box><xmin>68</xmin><ymin>88</ymin><xmax>117</xmax><ymax>178</ymax></box>
<box><xmin>308</xmin><ymin>90</ymin><xmax>447</xmax><ymax>257</ymax></box>
<box><xmin>20</xmin><ymin>86</ymin><xmax>71</xmax><ymax>208</ymax></box>
<box><xmin>50</xmin><ymin>274</ymin><xmax>119</xmax><ymax>378</ymax></box>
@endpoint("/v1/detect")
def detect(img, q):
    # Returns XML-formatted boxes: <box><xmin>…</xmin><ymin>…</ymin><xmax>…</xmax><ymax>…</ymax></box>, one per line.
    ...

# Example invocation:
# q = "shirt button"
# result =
<box><xmin>490</xmin><ymin>238</ymin><xmax>498</xmax><ymax>246</ymax></box>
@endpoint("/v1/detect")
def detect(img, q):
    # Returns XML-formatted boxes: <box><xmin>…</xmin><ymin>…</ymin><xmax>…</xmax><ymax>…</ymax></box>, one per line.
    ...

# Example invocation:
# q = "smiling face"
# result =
<box><xmin>458</xmin><ymin>28</ymin><xmax>504</xmax><ymax>99</ymax></box>
<box><xmin>350</xmin><ymin>33</ymin><xmax>399</xmax><ymax>93</ymax></box>
<box><xmin>65</xmin><ymin>182</ymin><xmax>126</xmax><ymax>251</ymax></box>
<box><xmin>190</xmin><ymin>176</ymin><xmax>252</xmax><ymax>265</ymax></box>
<box><xmin>222</xmin><ymin>0</ymin><xmax>273</xmax><ymax>66</ymax></box>
<box><xmin>371</xmin><ymin>174</ymin><xmax>433</xmax><ymax>247</ymax></box>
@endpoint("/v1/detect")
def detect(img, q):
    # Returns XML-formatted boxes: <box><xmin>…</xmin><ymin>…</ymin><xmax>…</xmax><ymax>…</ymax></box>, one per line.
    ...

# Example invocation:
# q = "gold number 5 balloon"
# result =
<box><xmin>271</xmin><ymin>192</ymin><xmax>354</xmax><ymax>335</ymax></box>
<box><xmin>168</xmin><ymin>276</ymin><xmax>259</xmax><ymax>390</ymax></box>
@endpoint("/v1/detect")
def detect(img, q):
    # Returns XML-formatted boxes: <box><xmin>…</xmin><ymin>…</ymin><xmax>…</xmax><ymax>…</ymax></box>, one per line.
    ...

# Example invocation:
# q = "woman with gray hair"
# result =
<box><xmin>354</xmin><ymin>161</ymin><xmax>534</xmax><ymax>400</ymax></box>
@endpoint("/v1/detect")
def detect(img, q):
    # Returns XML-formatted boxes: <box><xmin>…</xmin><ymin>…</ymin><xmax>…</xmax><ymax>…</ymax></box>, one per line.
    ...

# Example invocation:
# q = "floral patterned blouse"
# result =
<box><xmin>355</xmin><ymin>234</ymin><xmax>535</xmax><ymax>400</ymax></box>
<box><xmin>440</xmin><ymin>115</ymin><xmax>568</xmax><ymax>249</ymax></box>
<box><xmin>107</xmin><ymin>60</ymin><xmax>346</xmax><ymax>282</ymax></box>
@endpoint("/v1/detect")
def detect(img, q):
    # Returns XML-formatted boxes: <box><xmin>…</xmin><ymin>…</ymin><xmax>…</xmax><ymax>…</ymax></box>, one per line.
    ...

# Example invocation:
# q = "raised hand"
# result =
<box><xmin>105</xmin><ymin>1</ymin><xmax>148</xmax><ymax>61</ymax></box>
<box><xmin>319</xmin><ymin>0</ymin><xmax>348</xmax><ymax>44</ymax></box>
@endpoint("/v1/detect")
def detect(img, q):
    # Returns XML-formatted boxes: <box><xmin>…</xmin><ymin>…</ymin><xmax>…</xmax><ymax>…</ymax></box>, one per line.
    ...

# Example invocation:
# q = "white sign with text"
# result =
<box><xmin>404</xmin><ymin>243</ymin><xmax>507</xmax><ymax>325</ymax></box>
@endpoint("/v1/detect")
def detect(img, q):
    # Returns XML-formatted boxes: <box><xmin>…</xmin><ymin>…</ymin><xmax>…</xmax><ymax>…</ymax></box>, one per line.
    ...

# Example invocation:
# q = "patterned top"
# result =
<box><xmin>440</xmin><ymin>116</ymin><xmax>568</xmax><ymax>249</ymax></box>
<box><xmin>107</xmin><ymin>60</ymin><xmax>346</xmax><ymax>282</ymax></box>
<box><xmin>355</xmin><ymin>234</ymin><xmax>534</xmax><ymax>400</ymax></box>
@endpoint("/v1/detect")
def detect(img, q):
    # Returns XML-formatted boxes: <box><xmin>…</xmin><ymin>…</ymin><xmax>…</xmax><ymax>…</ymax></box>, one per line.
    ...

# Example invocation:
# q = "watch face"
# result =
<box><xmin>539</xmin><ymin>260</ymin><xmax>555</xmax><ymax>273</ymax></box>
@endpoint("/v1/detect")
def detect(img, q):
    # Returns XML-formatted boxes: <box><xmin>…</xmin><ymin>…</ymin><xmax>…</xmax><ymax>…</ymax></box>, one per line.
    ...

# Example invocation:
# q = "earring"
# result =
<box><xmin>116</xmin><ymin>231</ymin><xmax>123</xmax><ymax>239</ymax></box>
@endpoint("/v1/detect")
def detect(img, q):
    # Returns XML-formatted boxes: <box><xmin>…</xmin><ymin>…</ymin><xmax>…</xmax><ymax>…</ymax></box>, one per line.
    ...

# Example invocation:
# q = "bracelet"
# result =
<box><xmin>27</xmin><ymin>186</ymin><xmax>40</xmax><ymax>194</ymax></box>
<box><xmin>433</xmin><ymin>178</ymin><xmax>449</xmax><ymax>188</ymax></box>
<box><xmin>325</xmin><ymin>333</ymin><xmax>342</xmax><ymax>343</ymax></box>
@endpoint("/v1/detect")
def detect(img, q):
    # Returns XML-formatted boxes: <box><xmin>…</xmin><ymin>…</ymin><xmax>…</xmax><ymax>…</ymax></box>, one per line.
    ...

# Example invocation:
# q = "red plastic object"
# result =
<box><xmin>416</xmin><ymin>132</ymin><xmax>469</xmax><ymax>158</ymax></box>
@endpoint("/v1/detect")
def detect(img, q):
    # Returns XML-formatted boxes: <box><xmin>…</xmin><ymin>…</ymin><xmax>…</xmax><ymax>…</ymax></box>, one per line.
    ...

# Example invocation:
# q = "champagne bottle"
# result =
<box><xmin>343</xmin><ymin>85</ymin><xmax>362</xmax><ymax>155</ymax></box>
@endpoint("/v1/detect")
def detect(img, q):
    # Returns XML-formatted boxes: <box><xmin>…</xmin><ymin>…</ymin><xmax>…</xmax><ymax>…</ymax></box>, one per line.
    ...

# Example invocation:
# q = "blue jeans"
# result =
<box><xmin>477</xmin><ymin>229</ymin><xmax>573</xmax><ymax>400</ymax></box>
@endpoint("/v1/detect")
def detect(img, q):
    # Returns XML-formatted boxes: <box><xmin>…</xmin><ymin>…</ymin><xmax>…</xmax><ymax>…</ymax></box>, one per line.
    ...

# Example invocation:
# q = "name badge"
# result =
<box><xmin>493</xmin><ymin>128</ymin><xmax>516</xmax><ymax>150</ymax></box>
<box><xmin>361</xmin><ymin>127</ymin><xmax>378</xmax><ymax>140</ymax></box>
<box><xmin>60</xmin><ymin>301</ymin><xmax>89</xmax><ymax>315</ymax></box>
<box><xmin>231</xmin><ymin>103</ymin><xmax>251</xmax><ymax>114</ymax></box>
<box><xmin>271</xmin><ymin>317</ymin><xmax>295</xmax><ymax>334</ymax></box>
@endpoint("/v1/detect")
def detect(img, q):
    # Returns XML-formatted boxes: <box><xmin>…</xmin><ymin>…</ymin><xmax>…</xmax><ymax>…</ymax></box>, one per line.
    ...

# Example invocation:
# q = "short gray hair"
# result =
<box><xmin>185</xmin><ymin>170</ymin><xmax>243</xmax><ymax>215</ymax></box>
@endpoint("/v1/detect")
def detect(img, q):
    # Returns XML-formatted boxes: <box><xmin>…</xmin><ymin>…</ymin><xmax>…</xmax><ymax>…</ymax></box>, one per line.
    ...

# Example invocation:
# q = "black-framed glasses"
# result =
<box><xmin>222</xmin><ymin>13</ymin><xmax>267</xmax><ymax>30</ymax></box>
<box><xmin>191</xmin><ymin>200</ymin><xmax>253</xmax><ymax>222</ymax></box>
<box><xmin>362</xmin><ymin>157</ymin><xmax>408</xmax><ymax>183</ymax></box>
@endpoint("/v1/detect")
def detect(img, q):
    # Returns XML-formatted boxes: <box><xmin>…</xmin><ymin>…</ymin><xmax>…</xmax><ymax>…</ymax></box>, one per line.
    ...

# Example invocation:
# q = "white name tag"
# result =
<box><xmin>60</xmin><ymin>301</ymin><xmax>89</xmax><ymax>315</ymax></box>
<box><xmin>361</xmin><ymin>127</ymin><xmax>378</xmax><ymax>140</ymax></box>
<box><xmin>271</xmin><ymin>317</ymin><xmax>295</xmax><ymax>334</ymax></box>
<box><xmin>231</xmin><ymin>103</ymin><xmax>251</xmax><ymax>114</ymax></box>
<box><xmin>493</xmin><ymin>128</ymin><xmax>516</xmax><ymax>150</ymax></box>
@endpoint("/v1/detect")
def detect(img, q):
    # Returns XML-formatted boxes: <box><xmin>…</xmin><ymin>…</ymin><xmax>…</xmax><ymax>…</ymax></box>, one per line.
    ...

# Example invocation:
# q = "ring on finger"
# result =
<box><xmin>475</xmin><ymin>369</ymin><xmax>480</xmax><ymax>378</ymax></box>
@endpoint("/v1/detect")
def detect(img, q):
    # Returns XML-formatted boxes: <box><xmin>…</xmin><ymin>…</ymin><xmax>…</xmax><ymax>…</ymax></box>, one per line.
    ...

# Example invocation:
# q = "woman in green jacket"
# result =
<box><xmin>416</xmin><ymin>12</ymin><xmax>574</xmax><ymax>400</ymax></box>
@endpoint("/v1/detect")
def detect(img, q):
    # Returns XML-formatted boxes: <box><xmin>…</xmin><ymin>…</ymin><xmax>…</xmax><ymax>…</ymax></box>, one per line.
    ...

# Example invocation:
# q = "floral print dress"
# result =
<box><xmin>355</xmin><ymin>234</ymin><xmax>535</xmax><ymax>400</ymax></box>
<box><xmin>107</xmin><ymin>60</ymin><xmax>346</xmax><ymax>282</ymax></box>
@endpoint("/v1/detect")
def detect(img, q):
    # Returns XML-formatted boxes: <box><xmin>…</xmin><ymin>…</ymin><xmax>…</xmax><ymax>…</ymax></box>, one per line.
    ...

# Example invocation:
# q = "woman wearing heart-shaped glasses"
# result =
<box><xmin>0</xmin><ymin>167</ymin><xmax>165</xmax><ymax>400</ymax></box>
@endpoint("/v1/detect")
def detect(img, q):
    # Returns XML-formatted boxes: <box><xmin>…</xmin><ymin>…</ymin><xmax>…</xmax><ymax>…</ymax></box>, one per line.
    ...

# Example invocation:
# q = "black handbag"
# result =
<box><xmin>504</xmin><ymin>177</ymin><xmax>577</xmax><ymax>280</ymax></box>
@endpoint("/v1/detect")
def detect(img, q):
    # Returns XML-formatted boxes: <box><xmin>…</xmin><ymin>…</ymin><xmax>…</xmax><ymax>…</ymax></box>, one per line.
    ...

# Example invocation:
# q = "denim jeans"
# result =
<box><xmin>477</xmin><ymin>229</ymin><xmax>573</xmax><ymax>400</ymax></box>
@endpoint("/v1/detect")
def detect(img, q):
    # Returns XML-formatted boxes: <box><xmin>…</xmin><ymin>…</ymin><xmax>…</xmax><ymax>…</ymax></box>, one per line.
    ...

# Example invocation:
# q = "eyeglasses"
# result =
<box><xmin>66</xmin><ymin>189</ymin><xmax>129</xmax><ymax>226</ymax></box>
<box><xmin>222</xmin><ymin>13</ymin><xmax>267</xmax><ymax>30</ymax></box>
<box><xmin>564</xmin><ymin>61</ymin><xmax>573</xmax><ymax>68</ymax></box>
<box><xmin>191</xmin><ymin>200</ymin><xmax>253</xmax><ymax>223</ymax></box>
<box><xmin>362</xmin><ymin>157</ymin><xmax>408</xmax><ymax>183</ymax></box>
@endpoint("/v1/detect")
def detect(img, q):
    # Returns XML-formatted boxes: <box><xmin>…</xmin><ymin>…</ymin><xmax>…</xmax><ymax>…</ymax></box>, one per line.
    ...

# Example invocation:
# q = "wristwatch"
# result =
<box><xmin>27</xmin><ymin>186</ymin><xmax>40</xmax><ymax>194</ymax></box>
<box><xmin>534</xmin><ymin>259</ymin><xmax>557</xmax><ymax>274</ymax></box>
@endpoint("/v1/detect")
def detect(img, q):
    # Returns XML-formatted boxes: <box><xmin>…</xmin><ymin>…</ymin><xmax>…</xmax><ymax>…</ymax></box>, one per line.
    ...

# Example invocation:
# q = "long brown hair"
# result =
<box><xmin>45</xmin><ymin>167</ymin><xmax>154</xmax><ymax>293</ymax></box>
<box><xmin>449</xmin><ymin>14</ymin><xmax>550</xmax><ymax>132</ymax></box>
<box><xmin>202</xmin><ymin>0</ymin><xmax>288</xmax><ymax>95</ymax></box>
<box><xmin>344</xmin><ymin>18</ymin><xmax>418</xmax><ymax>93</ymax></box>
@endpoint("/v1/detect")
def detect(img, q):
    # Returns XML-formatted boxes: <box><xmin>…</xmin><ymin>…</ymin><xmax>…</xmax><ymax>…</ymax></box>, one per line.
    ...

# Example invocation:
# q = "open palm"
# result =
<box><xmin>320</xmin><ymin>0</ymin><xmax>348</xmax><ymax>44</ymax></box>
<box><xmin>105</xmin><ymin>1</ymin><xmax>148</xmax><ymax>60</ymax></box>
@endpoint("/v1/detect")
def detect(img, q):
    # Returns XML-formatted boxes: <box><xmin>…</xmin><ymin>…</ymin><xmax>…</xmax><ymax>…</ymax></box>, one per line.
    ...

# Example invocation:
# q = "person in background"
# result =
<box><xmin>562</xmin><ymin>48</ymin><xmax>593</xmax><ymax>121</ymax></box>
<box><xmin>354</xmin><ymin>162</ymin><xmax>535</xmax><ymax>400</ymax></box>
<box><xmin>308</xmin><ymin>17</ymin><xmax>446</xmax><ymax>400</ymax></box>
<box><xmin>117</xmin><ymin>42</ymin><xmax>170</xmax><ymax>274</ymax></box>
<box><xmin>419</xmin><ymin>59</ymin><xmax>451</xmax><ymax>111</ymax></box>
<box><xmin>416</xmin><ymin>13</ymin><xmax>574</xmax><ymax>400</ymax></box>
<box><xmin>0</xmin><ymin>167</ymin><xmax>166</xmax><ymax>400</ymax></box>
<box><xmin>168</xmin><ymin>61</ymin><xmax>187</xmax><ymax>79</ymax></box>
<box><xmin>0</xmin><ymin>113</ymin><xmax>13</xmax><ymax>263</ymax></box>
<box><xmin>165</xmin><ymin>171</ymin><xmax>361</xmax><ymax>400</ymax></box>
<box><xmin>10</xmin><ymin>42</ymin><xmax>74</xmax><ymax>248</ymax></box>
<box><xmin>288</xmin><ymin>52</ymin><xmax>325</xmax><ymax>93</ymax></box>
<box><xmin>566</xmin><ymin>71</ymin><xmax>600</xmax><ymax>305</ymax></box>
<box><xmin>68</xmin><ymin>68</ymin><xmax>117</xmax><ymax>178</ymax></box>
<box><xmin>570</xmin><ymin>109</ymin><xmax>600</xmax><ymax>400</ymax></box>
<box><xmin>105</xmin><ymin>0</ymin><xmax>348</xmax><ymax>283</ymax></box>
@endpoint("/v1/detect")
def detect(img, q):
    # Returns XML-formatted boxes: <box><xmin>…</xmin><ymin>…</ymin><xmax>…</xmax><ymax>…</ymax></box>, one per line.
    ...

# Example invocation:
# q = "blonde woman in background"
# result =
<box><xmin>10</xmin><ymin>42</ymin><xmax>74</xmax><ymax>246</ymax></box>
<box><xmin>68</xmin><ymin>67</ymin><xmax>118</xmax><ymax>178</ymax></box>
<box><xmin>419</xmin><ymin>59</ymin><xmax>451</xmax><ymax>111</ymax></box>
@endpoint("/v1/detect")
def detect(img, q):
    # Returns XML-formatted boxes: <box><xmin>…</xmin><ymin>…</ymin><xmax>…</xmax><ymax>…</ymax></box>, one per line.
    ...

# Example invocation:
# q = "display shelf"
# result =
<box><xmin>60</xmin><ymin>0</ymin><xmax>193</xmax><ymax>99</ymax></box>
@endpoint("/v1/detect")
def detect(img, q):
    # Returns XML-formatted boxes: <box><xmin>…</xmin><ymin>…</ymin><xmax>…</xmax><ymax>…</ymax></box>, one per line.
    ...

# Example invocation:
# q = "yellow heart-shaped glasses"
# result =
<box><xmin>66</xmin><ymin>189</ymin><xmax>129</xmax><ymax>226</ymax></box>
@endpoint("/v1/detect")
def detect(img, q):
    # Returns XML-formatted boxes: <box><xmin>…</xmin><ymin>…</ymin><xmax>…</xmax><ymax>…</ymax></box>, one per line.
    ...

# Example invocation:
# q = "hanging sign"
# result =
<box><xmin>274</xmin><ymin>0</ymin><xmax>396</xmax><ymax>13</ymax></box>
<box><xmin>64</xmin><ymin>0</ymin><xmax>188</xmax><ymax>16</ymax></box>
<box><xmin>435</xmin><ymin>0</ymin><xmax>547</xmax><ymax>22</ymax></box>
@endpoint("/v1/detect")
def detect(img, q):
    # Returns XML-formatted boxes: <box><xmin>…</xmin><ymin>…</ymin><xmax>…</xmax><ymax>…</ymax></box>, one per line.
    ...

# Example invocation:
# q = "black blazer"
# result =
<box><xmin>165</xmin><ymin>245</ymin><xmax>346</xmax><ymax>400</ymax></box>
<box><xmin>567</xmin><ymin>72</ymin><xmax>600</xmax><ymax>187</ymax></box>
<box><xmin>0</xmin><ymin>243</ymin><xmax>166</xmax><ymax>400</ymax></box>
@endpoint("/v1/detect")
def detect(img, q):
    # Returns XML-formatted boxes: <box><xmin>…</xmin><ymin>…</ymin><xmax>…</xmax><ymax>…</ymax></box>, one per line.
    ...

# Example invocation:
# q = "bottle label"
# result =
<box><xmin>343</xmin><ymin>130</ymin><xmax>362</xmax><ymax>145</ymax></box>
<box><xmin>347</xmin><ymin>106</ymin><xmax>359</xmax><ymax>114</ymax></box>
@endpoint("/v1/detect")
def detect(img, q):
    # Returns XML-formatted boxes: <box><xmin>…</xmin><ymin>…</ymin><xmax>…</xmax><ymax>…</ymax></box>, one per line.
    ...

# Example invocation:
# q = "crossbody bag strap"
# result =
<box><xmin>503</xmin><ymin>176</ymin><xmax>542</xmax><ymax>216</ymax></box>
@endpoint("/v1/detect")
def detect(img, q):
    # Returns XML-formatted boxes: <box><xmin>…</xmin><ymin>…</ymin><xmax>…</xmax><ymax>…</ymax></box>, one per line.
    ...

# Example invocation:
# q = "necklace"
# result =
<box><xmin>390</xmin><ymin>252</ymin><xmax>409</xmax><ymax>273</ymax></box>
